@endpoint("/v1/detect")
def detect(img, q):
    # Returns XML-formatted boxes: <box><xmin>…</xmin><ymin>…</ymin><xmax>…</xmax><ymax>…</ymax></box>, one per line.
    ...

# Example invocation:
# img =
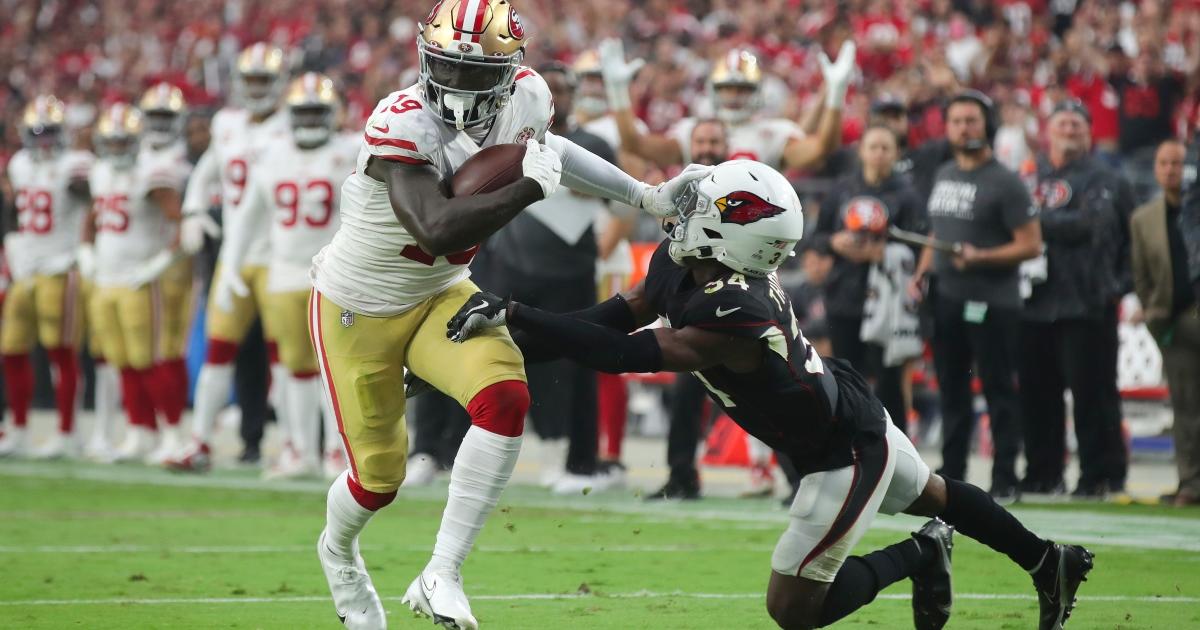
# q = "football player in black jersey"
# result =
<box><xmin>447</xmin><ymin>160</ymin><xmax>1093</xmax><ymax>630</ymax></box>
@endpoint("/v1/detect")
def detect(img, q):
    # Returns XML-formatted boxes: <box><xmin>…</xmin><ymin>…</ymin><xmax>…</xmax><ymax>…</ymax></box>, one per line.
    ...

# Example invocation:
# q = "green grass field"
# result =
<box><xmin>2</xmin><ymin>460</ymin><xmax>1199</xmax><ymax>629</ymax></box>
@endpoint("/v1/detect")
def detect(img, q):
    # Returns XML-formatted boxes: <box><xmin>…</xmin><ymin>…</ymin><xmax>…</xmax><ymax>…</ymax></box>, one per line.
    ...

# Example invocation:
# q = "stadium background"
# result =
<box><xmin>2</xmin><ymin>0</ymin><xmax>1200</xmax><ymax>628</ymax></box>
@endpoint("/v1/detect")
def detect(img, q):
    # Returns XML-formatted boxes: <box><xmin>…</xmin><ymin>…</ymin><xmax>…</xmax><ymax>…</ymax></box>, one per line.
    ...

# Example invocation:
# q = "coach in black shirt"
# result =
<box><xmin>911</xmin><ymin>91</ymin><xmax>1043</xmax><ymax>503</ymax></box>
<box><xmin>1019</xmin><ymin>101</ymin><xmax>1131</xmax><ymax>498</ymax></box>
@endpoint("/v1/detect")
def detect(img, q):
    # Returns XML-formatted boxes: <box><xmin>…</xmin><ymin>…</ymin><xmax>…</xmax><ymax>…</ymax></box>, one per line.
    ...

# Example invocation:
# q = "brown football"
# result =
<box><xmin>448</xmin><ymin>143</ymin><xmax>528</xmax><ymax>197</ymax></box>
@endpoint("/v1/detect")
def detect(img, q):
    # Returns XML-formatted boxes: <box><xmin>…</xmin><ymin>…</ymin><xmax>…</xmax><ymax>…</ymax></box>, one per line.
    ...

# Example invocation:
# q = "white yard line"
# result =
<box><xmin>0</xmin><ymin>543</ymin><xmax>778</xmax><ymax>554</ymax></box>
<box><xmin>0</xmin><ymin>592</ymin><xmax>1195</xmax><ymax>606</ymax></box>
<box><xmin>4</xmin><ymin>462</ymin><xmax>1200</xmax><ymax>552</ymax></box>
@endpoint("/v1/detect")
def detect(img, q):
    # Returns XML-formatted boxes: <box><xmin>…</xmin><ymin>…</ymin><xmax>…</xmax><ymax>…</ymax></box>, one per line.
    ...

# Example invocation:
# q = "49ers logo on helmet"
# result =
<box><xmin>715</xmin><ymin>191</ymin><xmax>786</xmax><ymax>225</ymax></box>
<box><xmin>509</xmin><ymin>8</ymin><xmax>525</xmax><ymax>39</ymax></box>
<box><xmin>842</xmin><ymin>196</ymin><xmax>889</xmax><ymax>233</ymax></box>
<box><xmin>1034</xmin><ymin>179</ymin><xmax>1072</xmax><ymax>210</ymax></box>
<box><xmin>425</xmin><ymin>0</ymin><xmax>445</xmax><ymax>24</ymax></box>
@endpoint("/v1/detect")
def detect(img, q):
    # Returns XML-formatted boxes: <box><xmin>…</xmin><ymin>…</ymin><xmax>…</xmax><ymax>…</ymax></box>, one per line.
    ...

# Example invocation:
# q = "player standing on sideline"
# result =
<box><xmin>0</xmin><ymin>96</ymin><xmax>93</xmax><ymax>458</ymax></box>
<box><xmin>167</xmin><ymin>43</ymin><xmax>291</xmax><ymax>472</ymax></box>
<box><xmin>448</xmin><ymin>159</ymin><xmax>1094</xmax><ymax>630</ymax></box>
<box><xmin>217</xmin><ymin>73</ymin><xmax>357</xmax><ymax>479</ymax></box>
<box><xmin>85</xmin><ymin>103</ymin><xmax>187</xmax><ymax>462</ymax></box>
<box><xmin>138</xmin><ymin>82</ymin><xmax>196</xmax><ymax>466</ymax></box>
<box><xmin>309</xmin><ymin>2</ymin><xmax>710</xmax><ymax>627</ymax></box>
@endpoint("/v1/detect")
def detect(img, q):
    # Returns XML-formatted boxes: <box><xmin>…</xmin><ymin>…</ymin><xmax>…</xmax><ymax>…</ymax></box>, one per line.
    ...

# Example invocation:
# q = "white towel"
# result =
<box><xmin>861</xmin><ymin>244</ymin><xmax>923</xmax><ymax>367</ymax></box>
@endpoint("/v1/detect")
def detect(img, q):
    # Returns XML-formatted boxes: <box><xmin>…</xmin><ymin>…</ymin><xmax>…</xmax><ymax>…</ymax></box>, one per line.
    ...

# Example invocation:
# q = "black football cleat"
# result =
<box><xmin>644</xmin><ymin>475</ymin><xmax>701</xmax><ymax>501</ymax></box>
<box><xmin>910</xmin><ymin>518</ymin><xmax>954</xmax><ymax>630</ymax></box>
<box><xmin>1033</xmin><ymin>544</ymin><xmax>1094</xmax><ymax>630</ymax></box>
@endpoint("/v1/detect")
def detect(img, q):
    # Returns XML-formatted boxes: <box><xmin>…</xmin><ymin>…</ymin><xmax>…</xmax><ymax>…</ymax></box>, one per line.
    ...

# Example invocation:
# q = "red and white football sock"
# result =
<box><xmin>91</xmin><ymin>360</ymin><xmax>119</xmax><ymax>444</ymax></box>
<box><xmin>325</xmin><ymin>470</ymin><xmax>395</xmax><ymax>559</ymax></box>
<box><xmin>190</xmin><ymin>340</ymin><xmax>238</xmax><ymax>445</ymax></box>
<box><xmin>426</xmin><ymin>380</ymin><xmax>528</xmax><ymax>577</ymax></box>
<box><xmin>597</xmin><ymin>373</ymin><xmax>628</xmax><ymax>460</ymax></box>
<box><xmin>2</xmin><ymin>354</ymin><xmax>33</xmax><ymax>429</ymax></box>
<box><xmin>47</xmin><ymin>347</ymin><xmax>79</xmax><ymax>434</ymax></box>
<box><xmin>282</xmin><ymin>370</ymin><xmax>323</xmax><ymax>465</ymax></box>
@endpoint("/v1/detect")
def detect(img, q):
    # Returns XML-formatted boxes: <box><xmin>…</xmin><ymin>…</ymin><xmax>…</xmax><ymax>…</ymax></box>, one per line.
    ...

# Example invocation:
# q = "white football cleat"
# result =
<box><xmin>163</xmin><ymin>440</ymin><xmax>212</xmax><ymax>473</ymax></box>
<box><xmin>401</xmin><ymin>569</ymin><xmax>478</xmax><ymax>630</ymax></box>
<box><xmin>538</xmin><ymin>438</ymin><xmax>568</xmax><ymax>488</ymax></box>
<box><xmin>0</xmin><ymin>427</ymin><xmax>29</xmax><ymax>458</ymax></box>
<box><xmin>30</xmin><ymin>432</ymin><xmax>76</xmax><ymax>460</ymax></box>
<box><xmin>83</xmin><ymin>434</ymin><xmax>118</xmax><ymax>463</ymax></box>
<box><xmin>324</xmin><ymin>448</ymin><xmax>349</xmax><ymax>480</ymax></box>
<box><xmin>402</xmin><ymin>453</ymin><xmax>439</xmax><ymax>488</ymax></box>
<box><xmin>264</xmin><ymin>443</ymin><xmax>318</xmax><ymax>480</ymax></box>
<box><xmin>551</xmin><ymin>464</ymin><xmax>626</xmax><ymax>496</ymax></box>
<box><xmin>145</xmin><ymin>425</ymin><xmax>184</xmax><ymax>466</ymax></box>
<box><xmin>113</xmin><ymin>427</ymin><xmax>156</xmax><ymax>463</ymax></box>
<box><xmin>317</xmin><ymin>529</ymin><xmax>386</xmax><ymax>629</ymax></box>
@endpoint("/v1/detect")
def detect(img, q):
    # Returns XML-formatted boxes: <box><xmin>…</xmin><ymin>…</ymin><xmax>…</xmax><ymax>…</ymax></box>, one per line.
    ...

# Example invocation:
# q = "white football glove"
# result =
<box><xmin>180</xmin><ymin>212</ymin><xmax>221</xmax><ymax>255</ymax></box>
<box><xmin>212</xmin><ymin>263</ymin><xmax>250</xmax><ymax>313</ymax></box>
<box><xmin>76</xmin><ymin>244</ymin><xmax>96</xmax><ymax>281</ymax></box>
<box><xmin>819</xmin><ymin>40</ymin><xmax>857</xmax><ymax>110</ymax></box>
<box><xmin>129</xmin><ymin>251</ymin><xmax>175</xmax><ymax>289</ymax></box>
<box><xmin>598</xmin><ymin>38</ymin><xmax>644</xmax><ymax>112</ymax></box>
<box><xmin>638</xmin><ymin>164</ymin><xmax>715</xmax><ymax>218</ymax></box>
<box><xmin>522</xmin><ymin>139</ymin><xmax>562</xmax><ymax>199</ymax></box>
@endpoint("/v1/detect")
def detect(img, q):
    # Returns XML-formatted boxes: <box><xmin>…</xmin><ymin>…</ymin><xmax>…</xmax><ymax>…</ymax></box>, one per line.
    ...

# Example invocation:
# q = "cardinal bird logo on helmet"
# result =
<box><xmin>714</xmin><ymin>191</ymin><xmax>787</xmax><ymax>225</ymax></box>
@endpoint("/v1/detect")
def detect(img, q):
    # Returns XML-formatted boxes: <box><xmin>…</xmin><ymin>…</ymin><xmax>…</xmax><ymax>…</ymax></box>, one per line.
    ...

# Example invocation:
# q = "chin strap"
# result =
<box><xmin>444</xmin><ymin>94</ymin><xmax>469</xmax><ymax>131</ymax></box>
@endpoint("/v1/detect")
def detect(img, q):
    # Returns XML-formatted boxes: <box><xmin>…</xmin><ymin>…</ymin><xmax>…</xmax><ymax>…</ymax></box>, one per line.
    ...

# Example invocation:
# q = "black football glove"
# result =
<box><xmin>446</xmin><ymin>291</ymin><xmax>510</xmax><ymax>343</ymax></box>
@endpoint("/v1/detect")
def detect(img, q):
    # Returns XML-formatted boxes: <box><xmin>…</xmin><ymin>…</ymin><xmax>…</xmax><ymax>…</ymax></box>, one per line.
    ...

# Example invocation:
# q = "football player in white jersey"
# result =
<box><xmin>138</xmin><ymin>82</ymin><xmax>194</xmax><ymax>464</ymax></box>
<box><xmin>599</xmin><ymin>39</ymin><xmax>857</xmax><ymax>172</ymax></box>
<box><xmin>82</xmin><ymin>103</ymin><xmax>187</xmax><ymax>463</ymax></box>
<box><xmin>168</xmin><ymin>43</ymin><xmax>291</xmax><ymax>472</ymax></box>
<box><xmin>0</xmin><ymin>95</ymin><xmax>93</xmax><ymax>458</ymax></box>
<box><xmin>309</xmin><ymin>2</ymin><xmax>710</xmax><ymax>628</ymax></box>
<box><xmin>217</xmin><ymin>73</ymin><xmax>357</xmax><ymax>480</ymax></box>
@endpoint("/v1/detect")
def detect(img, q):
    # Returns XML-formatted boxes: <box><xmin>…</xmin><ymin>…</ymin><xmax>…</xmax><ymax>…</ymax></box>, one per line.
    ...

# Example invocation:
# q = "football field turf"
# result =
<box><xmin>2</xmin><ymin>460</ymin><xmax>1199</xmax><ymax>629</ymax></box>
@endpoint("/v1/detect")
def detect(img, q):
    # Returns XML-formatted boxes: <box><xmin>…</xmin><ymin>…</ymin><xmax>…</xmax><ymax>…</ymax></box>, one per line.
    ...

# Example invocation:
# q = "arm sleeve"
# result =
<box><xmin>546</xmin><ymin>131</ymin><xmax>649</xmax><ymax>209</ymax></box>
<box><xmin>508</xmin><ymin>302</ymin><xmax>663</xmax><ymax>374</ymax></box>
<box><xmin>182</xmin><ymin>148</ymin><xmax>218</xmax><ymax>216</ymax></box>
<box><xmin>511</xmin><ymin>294</ymin><xmax>640</xmax><ymax>363</ymax></box>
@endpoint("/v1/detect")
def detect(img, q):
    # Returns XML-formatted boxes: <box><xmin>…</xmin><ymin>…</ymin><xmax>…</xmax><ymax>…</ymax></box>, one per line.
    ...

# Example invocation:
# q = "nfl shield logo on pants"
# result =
<box><xmin>340</xmin><ymin>310</ymin><xmax>355</xmax><ymax>328</ymax></box>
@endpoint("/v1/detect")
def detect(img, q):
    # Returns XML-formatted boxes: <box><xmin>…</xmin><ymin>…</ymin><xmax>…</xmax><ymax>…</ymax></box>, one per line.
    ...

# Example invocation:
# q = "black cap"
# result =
<box><xmin>870</xmin><ymin>95</ymin><xmax>907</xmax><ymax>115</ymax></box>
<box><xmin>1050</xmin><ymin>98</ymin><xmax>1091</xmax><ymax>124</ymax></box>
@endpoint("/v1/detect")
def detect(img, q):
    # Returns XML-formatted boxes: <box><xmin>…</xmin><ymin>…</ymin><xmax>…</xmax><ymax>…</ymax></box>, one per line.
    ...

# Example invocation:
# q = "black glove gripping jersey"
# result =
<box><xmin>642</xmin><ymin>241</ymin><xmax>886</xmax><ymax>475</ymax></box>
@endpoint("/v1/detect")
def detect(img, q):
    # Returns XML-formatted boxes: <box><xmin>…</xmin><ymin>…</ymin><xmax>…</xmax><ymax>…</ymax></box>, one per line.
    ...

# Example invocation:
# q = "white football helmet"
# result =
<box><xmin>667</xmin><ymin>160</ymin><xmax>804</xmax><ymax>277</ymax></box>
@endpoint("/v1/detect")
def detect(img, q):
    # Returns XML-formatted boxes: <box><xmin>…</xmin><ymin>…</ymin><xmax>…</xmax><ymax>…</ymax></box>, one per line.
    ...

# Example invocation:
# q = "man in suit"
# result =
<box><xmin>1131</xmin><ymin>139</ymin><xmax>1200</xmax><ymax>506</ymax></box>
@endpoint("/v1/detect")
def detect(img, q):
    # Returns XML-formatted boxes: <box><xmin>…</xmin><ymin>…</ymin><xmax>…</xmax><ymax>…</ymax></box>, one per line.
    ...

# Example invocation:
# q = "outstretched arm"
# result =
<box><xmin>446</xmin><ymin>287</ymin><xmax>759</xmax><ymax>373</ymax></box>
<box><xmin>507</xmin><ymin>304</ymin><xmax>756</xmax><ymax>373</ymax></box>
<box><xmin>781</xmin><ymin>41</ymin><xmax>856</xmax><ymax>171</ymax></box>
<box><xmin>598</xmin><ymin>38</ymin><xmax>685</xmax><ymax>168</ymax></box>
<box><xmin>545</xmin><ymin>131</ymin><xmax>711</xmax><ymax>218</ymax></box>
<box><xmin>507</xmin><ymin>280</ymin><xmax>658</xmax><ymax>362</ymax></box>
